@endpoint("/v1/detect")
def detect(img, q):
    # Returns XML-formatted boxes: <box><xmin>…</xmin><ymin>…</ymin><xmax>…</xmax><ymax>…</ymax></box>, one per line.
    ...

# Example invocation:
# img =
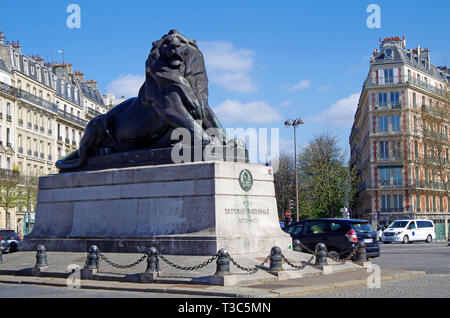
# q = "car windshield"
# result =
<box><xmin>350</xmin><ymin>222</ymin><xmax>373</xmax><ymax>233</ymax></box>
<box><xmin>388</xmin><ymin>221</ymin><xmax>409</xmax><ymax>228</ymax></box>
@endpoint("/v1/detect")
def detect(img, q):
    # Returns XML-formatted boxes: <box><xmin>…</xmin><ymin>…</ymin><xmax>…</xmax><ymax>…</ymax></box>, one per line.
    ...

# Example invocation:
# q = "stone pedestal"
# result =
<box><xmin>23</xmin><ymin>161</ymin><xmax>291</xmax><ymax>255</ymax></box>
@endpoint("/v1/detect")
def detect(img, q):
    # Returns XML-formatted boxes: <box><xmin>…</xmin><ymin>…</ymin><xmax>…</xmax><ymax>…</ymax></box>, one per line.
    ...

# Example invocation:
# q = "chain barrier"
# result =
<box><xmin>81</xmin><ymin>242</ymin><xmax>364</xmax><ymax>273</ymax></box>
<box><xmin>281</xmin><ymin>245</ymin><xmax>318</xmax><ymax>270</ymax></box>
<box><xmin>98</xmin><ymin>252</ymin><xmax>148</xmax><ymax>269</ymax></box>
<box><xmin>296</xmin><ymin>241</ymin><xmax>360</xmax><ymax>264</ymax></box>
<box><xmin>158</xmin><ymin>253</ymin><xmax>218</xmax><ymax>271</ymax></box>
<box><xmin>228</xmin><ymin>253</ymin><xmax>271</xmax><ymax>274</ymax></box>
<box><xmin>326</xmin><ymin>245</ymin><xmax>360</xmax><ymax>264</ymax></box>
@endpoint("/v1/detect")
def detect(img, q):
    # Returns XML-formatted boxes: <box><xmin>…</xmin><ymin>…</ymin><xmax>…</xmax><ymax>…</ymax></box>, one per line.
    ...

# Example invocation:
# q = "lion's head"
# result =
<box><xmin>141</xmin><ymin>30</ymin><xmax>208</xmax><ymax>111</ymax></box>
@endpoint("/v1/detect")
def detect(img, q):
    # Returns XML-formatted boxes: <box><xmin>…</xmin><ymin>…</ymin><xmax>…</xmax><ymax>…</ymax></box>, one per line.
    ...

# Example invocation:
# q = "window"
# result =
<box><xmin>407</xmin><ymin>221</ymin><xmax>415</xmax><ymax>229</ymax></box>
<box><xmin>394</xmin><ymin>195</ymin><xmax>403</xmax><ymax>212</ymax></box>
<box><xmin>379</xmin><ymin>167</ymin><xmax>390</xmax><ymax>185</ymax></box>
<box><xmin>285</xmin><ymin>223</ymin><xmax>304</xmax><ymax>235</ymax></box>
<box><xmin>384</xmin><ymin>69</ymin><xmax>394</xmax><ymax>83</ymax></box>
<box><xmin>381</xmin><ymin>195</ymin><xmax>391</xmax><ymax>212</ymax></box>
<box><xmin>391</xmin><ymin>116</ymin><xmax>400</xmax><ymax>132</ymax></box>
<box><xmin>379</xmin><ymin>141</ymin><xmax>389</xmax><ymax>160</ymax></box>
<box><xmin>414</xmin><ymin>141</ymin><xmax>419</xmax><ymax>159</ymax></box>
<box><xmin>379</xmin><ymin>116</ymin><xmax>388</xmax><ymax>133</ymax></box>
<box><xmin>412</xmin><ymin>93</ymin><xmax>417</xmax><ymax>108</ymax></box>
<box><xmin>390</xmin><ymin>92</ymin><xmax>400</xmax><ymax>107</ymax></box>
<box><xmin>393</xmin><ymin>168</ymin><xmax>402</xmax><ymax>186</ymax></box>
<box><xmin>304</xmin><ymin>221</ymin><xmax>330</xmax><ymax>234</ymax></box>
<box><xmin>378</xmin><ymin>93</ymin><xmax>387</xmax><ymax>107</ymax></box>
<box><xmin>392</xmin><ymin>142</ymin><xmax>401</xmax><ymax>160</ymax></box>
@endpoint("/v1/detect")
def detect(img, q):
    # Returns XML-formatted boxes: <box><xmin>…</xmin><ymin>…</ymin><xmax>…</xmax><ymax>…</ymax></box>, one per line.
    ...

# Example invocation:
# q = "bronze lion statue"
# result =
<box><xmin>56</xmin><ymin>30</ymin><xmax>242</xmax><ymax>171</ymax></box>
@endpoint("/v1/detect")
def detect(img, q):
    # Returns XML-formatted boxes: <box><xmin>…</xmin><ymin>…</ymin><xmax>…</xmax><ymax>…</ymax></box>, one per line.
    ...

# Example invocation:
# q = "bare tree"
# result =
<box><xmin>273</xmin><ymin>152</ymin><xmax>296</xmax><ymax>220</ymax></box>
<box><xmin>0</xmin><ymin>168</ymin><xmax>23</xmax><ymax>230</ymax></box>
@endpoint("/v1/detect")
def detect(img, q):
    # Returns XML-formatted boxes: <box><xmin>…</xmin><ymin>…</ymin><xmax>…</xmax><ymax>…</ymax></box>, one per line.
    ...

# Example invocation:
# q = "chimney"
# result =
<box><xmin>402</xmin><ymin>36</ymin><xmax>406</xmax><ymax>49</ymax></box>
<box><xmin>73</xmin><ymin>71</ymin><xmax>85</xmax><ymax>82</ymax></box>
<box><xmin>51</xmin><ymin>63</ymin><xmax>73</xmax><ymax>81</ymax></box>
<box><xmin>0</xmin><ymin>32</ymin><xmax>4</xmax><ymax>45</ymax></box>
<box><xmin>86</xmin><ymin>80</ymin><xmax>98</xmax><ymax>91</ymax></box>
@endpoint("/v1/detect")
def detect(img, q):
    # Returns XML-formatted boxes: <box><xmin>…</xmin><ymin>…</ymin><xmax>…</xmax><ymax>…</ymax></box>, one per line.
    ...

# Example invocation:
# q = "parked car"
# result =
<box><xmin>376</xmin><ymin>225</ymin><xmax>387</xmax><ymax>242</ymax></box>
<box><xmin>381</xmin><ymin>219</ymin><xmax>435</xmax><ymax>244</ymax></box>
<box><xmin>0</xmin><ymin>230</ymin><xmax>22</xmax><ymax>253</ymax></box>
<box><xmin>0</xmin><ymin>238</ymin><xmax>9</xmax><ymax>254</ymax></box>
<box><xmin>283</xmin><ymin>218</ymin><xmax>380</xmax><ymax>259</ymax></box>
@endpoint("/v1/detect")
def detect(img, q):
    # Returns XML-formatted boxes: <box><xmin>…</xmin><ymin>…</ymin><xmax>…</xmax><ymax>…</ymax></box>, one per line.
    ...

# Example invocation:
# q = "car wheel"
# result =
<box><xmin>327</xmin><ymin>250</ymin><xmax>340</xmax><ymax>261</ymax></box>
<box><xmin>402</xmin><ymin>235</ymin><xmax>409</xmax><ymax>244</ymax></box>
<box><xmin>426</xmin><ymin>235</ymin><xmax>432</xmax><ymax>243</ymax></box>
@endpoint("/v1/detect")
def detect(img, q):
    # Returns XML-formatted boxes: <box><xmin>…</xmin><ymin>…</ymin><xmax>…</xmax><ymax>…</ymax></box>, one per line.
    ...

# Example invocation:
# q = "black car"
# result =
<box><xmin>0</xmin><ymin>230</ymin><xmax>22</xmax><ymax>253</ymax></box>
<box><xmin>283</xmin><ymin>218</ymin><xmax>380</xmax><ymax>259</ymax></box>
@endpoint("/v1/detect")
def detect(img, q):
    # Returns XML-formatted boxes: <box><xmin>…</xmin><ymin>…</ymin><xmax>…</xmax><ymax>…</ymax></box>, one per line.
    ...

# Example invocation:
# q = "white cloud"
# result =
<box><xmin>290</xmin><ymin>79</ymin><xmax>311</xmax><ymax>92</ymax></box>
<box><xmin>213</xmin><ymin>99</ymin><xmax>282</xmax><ymax>124</ymax></box>
<box><xmin>199</xmin><ymin>41</ymin><xmax>257</xmax><ymax>93</ymax></box>
<box><xmin>278</xmin><ymin>101</ymin><xmax>292</xmax><ymax>107</ymax></box>
<box><xmin>310</xmin><ymin>92</ymin><xmax>360</xmax><ymax>127</ymax></box>
<box><xmin>316</xmin><ymin>85</ymin><xmax>331</xmax><ymax>93</ymax></box>
<box><xmin>106</xmin><ymin>74</ymin><xmax>144</xmax><ymax>98</ymax></box>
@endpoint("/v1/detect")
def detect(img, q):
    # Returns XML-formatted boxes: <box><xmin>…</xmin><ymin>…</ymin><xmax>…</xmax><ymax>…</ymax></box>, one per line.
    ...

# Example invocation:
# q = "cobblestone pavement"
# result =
<box><xmin>0</xmin><ymin>282</ymin><xmax>216</xmax><ymax>298</ymax></box>
<box><xmin>295</xmin><ymin>242</ymin><xmax>450</xmax><ymax>298</ymax></box>
<box><xmin>296</xmin><ymin>274</ymin><xmax>450</xmax><ymax>298</ymax></box>
<box><xmin>371</xmin><ymin>242</ymin><xmax>450</xmax><ymax>274</ymax></box>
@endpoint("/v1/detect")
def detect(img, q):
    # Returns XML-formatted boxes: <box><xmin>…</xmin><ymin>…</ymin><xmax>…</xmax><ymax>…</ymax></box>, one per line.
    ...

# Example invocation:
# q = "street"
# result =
<box><xmin>296</xmin><ymin>242</ymin><xmax>450</xmax><ymax>298</ymax></box>
<box><xmin>372</xmin><ymin>242</ymin><xmax>450</xmax><ymax>274</ymax></box>
<box><xmin>0</xmin><ymin>242</ymin><xmax>448</xmax><ymax>298</ymax></box>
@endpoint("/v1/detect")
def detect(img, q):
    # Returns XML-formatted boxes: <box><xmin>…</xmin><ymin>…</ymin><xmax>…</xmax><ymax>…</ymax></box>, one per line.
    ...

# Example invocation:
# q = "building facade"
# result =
<box><xmin>350</xmin><ymin>36</ymin><xmax>450</xmax><ymax>241</ymax></box>
<box><xmin>0</xmin><ymin>31</ymin><xmax>108</xmax><ymax>235</ymax></box>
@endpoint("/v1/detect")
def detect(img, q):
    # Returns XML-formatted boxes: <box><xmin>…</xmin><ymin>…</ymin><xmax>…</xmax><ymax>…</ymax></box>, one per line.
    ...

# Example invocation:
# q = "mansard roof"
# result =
<box><xmin>373</xmin><ymin>40</ymin><xmax>448</xmax><ymax>83</ymax></box>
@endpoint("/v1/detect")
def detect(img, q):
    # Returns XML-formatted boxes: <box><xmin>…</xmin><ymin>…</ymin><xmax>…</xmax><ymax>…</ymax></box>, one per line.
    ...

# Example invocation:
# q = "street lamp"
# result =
<box><xmin>284</xmin><ymin>118</ymin><xmax>304</xmax><ymax>222</ymax></box>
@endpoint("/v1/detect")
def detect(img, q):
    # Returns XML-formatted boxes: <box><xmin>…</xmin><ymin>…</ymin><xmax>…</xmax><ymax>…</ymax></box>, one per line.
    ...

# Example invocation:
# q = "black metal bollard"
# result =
<box><xmin>314</xmin><ymin>243</ymin><xmax>328</xmax><ymax>266</ymax></box>
<box><xmin>145</xmin><ymin>247</ymin><xmax>159</xmax><ymax>273</ymax></box>
<box><xmin>215</xmin><ymin>249</ymin><xmax>231</xmax><ymax>276</ymax></box>
<box><xmin>35</xmin><ymin>245</ymin><xmax>48</xmax><ymax>268</ymax></box>
<box><xmin>268</xmin><ymin>246</ymin><xmax>284</xmax><ymax>272</ymax></box>
<box><xmin>0</xmin><ymin>247</ymin><xmax>3</xmax><ymax>263</ymax></box>
<box><xmin>353</xmin><ymin>242</ymin><xmax>367</xmax><ymax>263</ymax></box>
<box><xmin>293</xmin><ymin>240</ymin><xmax>302</xmax><ymax>252</ymax></box>
<box><xmin>85</xmin><ymin>245</ymin><xmax>100</xmax><ymax>270</ymax></box>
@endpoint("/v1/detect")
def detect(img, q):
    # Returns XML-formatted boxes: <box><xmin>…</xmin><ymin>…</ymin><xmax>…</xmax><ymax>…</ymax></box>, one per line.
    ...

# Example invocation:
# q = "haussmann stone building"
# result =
<box><xmin>350</xmin><ymin>36</ymin><xmax>449</xmax><ymax>241</ymax></box>
<box><xmin>0</xmin><ymin>31</ymin><xmax>109</xmax><ymax>236</ymax></box>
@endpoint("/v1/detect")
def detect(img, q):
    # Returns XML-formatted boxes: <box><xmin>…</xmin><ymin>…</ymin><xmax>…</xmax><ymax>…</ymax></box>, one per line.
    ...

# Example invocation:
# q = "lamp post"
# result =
<box><xmin>284</xmin><ymin>118</ymin><xmax>304</xmax><ymax>222</ymax></box>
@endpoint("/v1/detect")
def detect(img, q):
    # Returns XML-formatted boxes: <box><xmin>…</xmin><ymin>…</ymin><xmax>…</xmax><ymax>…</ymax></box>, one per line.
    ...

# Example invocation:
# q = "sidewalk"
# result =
<box><xmin>0</xmin><ymin>251</ymin><xmax>425</xmax><ymax>297</ymax></box>
<box><xmin>0</xmin><ymin>269</ymin><xmax>425</xmax><ymax>298</ymax></box>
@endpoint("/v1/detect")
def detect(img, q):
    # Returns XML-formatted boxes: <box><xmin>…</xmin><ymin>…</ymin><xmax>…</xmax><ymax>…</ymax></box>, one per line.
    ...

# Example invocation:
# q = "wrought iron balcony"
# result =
<box><xmin>17</xmin><ymin>89</ymin><xmax>58</xmax><ymax>114</ymax></box>
<box><xmin>364</xmin><ymin>75</ymin><xmax>449</xmax><ymax>99</ymax></box>
<box><xmin>58</xmin><ymin>110</ymin><xmax>88</xmax><ymax>127</ymax></box>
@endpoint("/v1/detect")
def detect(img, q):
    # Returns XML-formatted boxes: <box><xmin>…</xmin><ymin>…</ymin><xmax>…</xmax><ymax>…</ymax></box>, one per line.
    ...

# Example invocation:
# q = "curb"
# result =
<box><xmin>0</xmin><ymin>270</ymin><xmax>426</xmax><ymax>298</ymax></box>
<box><xmin>273</xmin><ymin>270</ymin><xmax>426</xmax><ymax>297</ymax></box>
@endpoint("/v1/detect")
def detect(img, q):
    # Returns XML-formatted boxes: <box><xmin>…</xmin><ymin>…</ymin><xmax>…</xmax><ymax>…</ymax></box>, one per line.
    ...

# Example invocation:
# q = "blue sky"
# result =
<box><xmin>1</xmin><ymin>0</ymin><xmax>449</xmax><ymax>162</ymax></box>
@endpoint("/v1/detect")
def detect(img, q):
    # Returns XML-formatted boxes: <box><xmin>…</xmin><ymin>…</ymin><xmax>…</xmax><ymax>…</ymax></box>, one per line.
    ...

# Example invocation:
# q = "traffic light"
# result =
<box><xmin>288</xmin><ymin>199</ymin><xmax>294</xmax><ymax>210</ymax></box>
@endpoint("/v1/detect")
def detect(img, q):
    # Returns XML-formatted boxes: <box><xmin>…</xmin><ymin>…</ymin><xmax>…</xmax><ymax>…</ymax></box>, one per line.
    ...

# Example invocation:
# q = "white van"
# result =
<box><xmin>381</xmin><ymin>219</ymin><xmax>435</xmax><ymax>244</ymax></box>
